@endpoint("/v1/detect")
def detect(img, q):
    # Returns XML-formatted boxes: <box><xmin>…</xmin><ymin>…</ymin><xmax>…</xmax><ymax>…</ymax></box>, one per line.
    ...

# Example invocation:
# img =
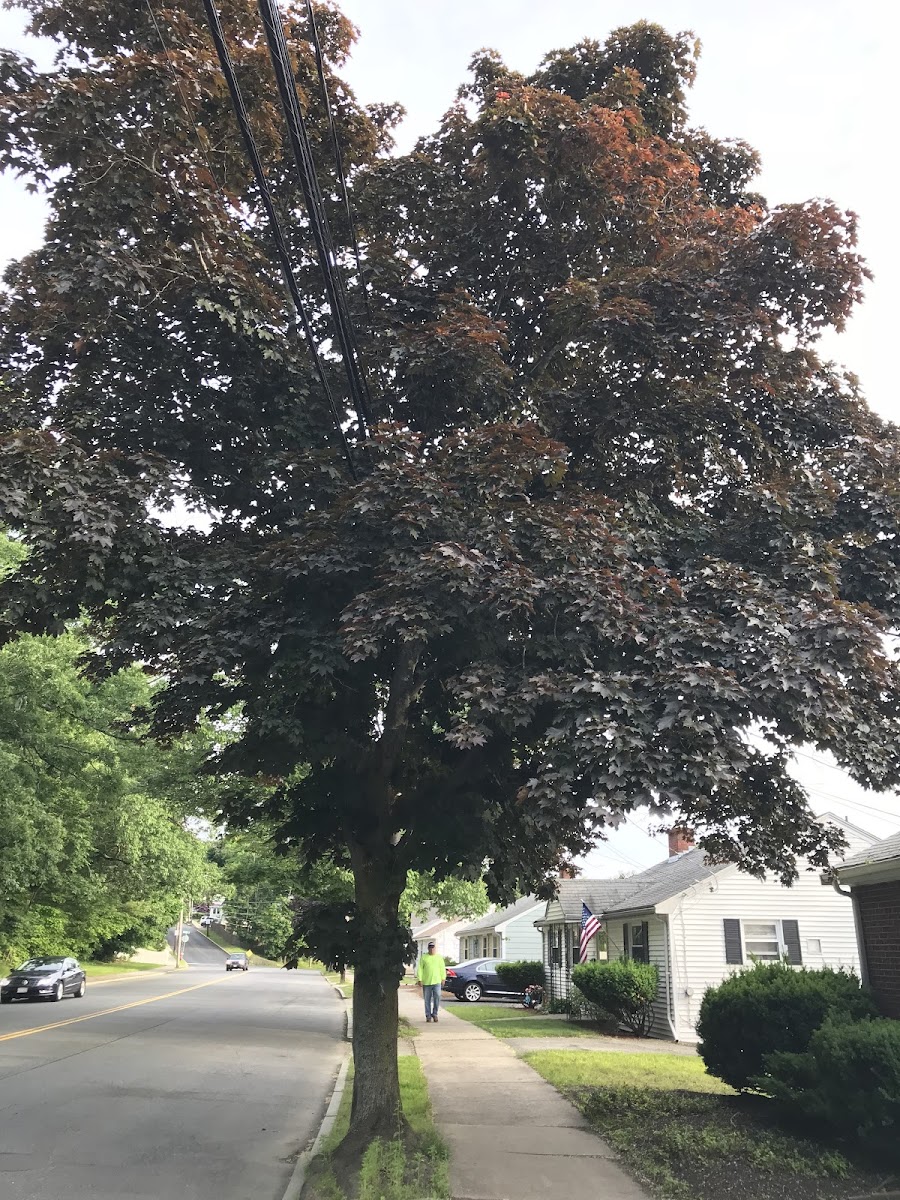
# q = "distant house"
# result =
<box><xmin>536</xmin><ymin>814</ymin><xmax>876</xmax><ymax>1040</ymax></box>
<box><xmin>411</xmin><ymin>915</ymin><xmax>472</xmax><ymax>964</ymax></box>
<box><xmin>836</xmin><ymin>829</ymin><xmax>900</xmax><ymax>1018</ymax></box>
<box><xmin>457</xmin><ymin>897</ymin><xmax>544</xmax><ymax>963</ymax></box>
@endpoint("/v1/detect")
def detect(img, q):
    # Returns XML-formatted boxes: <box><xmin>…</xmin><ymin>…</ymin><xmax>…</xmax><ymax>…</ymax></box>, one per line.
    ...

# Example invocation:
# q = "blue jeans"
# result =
<box><xmin>423</xmin><ymin>983</ymin><xmax>441</xmax><ymax>1019</ymax></box>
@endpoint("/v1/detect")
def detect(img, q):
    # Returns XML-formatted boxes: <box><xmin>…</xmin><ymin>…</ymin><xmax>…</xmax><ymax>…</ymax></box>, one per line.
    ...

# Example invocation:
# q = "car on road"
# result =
<box><xmin>441</xmin><ymin>958</ymin><xmax>524</xmax><ymax>1003</ymax></box>
<box><xmin>225</xmin><ymin>953</ymin><xmax>249</xmax><ymax>972</ymax></box>
<box><xmin>0</xmin><ymin>956</ymin><xmax>87</xmax><ymax>1004</ymax></box>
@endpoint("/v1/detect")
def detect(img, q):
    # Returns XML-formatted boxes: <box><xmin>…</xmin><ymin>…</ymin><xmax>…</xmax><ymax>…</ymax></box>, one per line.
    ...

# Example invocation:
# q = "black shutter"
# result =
<box><xmin>640</xmin><ymin>921</ymin><xmax>650</xmax><ymax>963</ymax></box>
<box><xmin>782</xmin><ymin>920</ymin><xmax>802</xmax><ymax>965</ymax></box>
<box><xmin>724</xmin><ymin>919</ymin><xmax>743</xmax><ymax>965</ymax></box>
<box><xmin>623</xmin><ymin>923</ymin><xmax>630</xmax><ymax>960</ymax></box>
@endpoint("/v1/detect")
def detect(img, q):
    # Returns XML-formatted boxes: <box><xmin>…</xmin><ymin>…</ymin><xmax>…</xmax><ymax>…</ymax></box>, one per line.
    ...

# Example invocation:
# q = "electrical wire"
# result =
<box><xmin>257</xmin><ymin>0</ymin><xmax>372</xmax><ymax>437</ymax></box>
<box><xmin>197</xmin><ymin>0</ymin><xmax>358</xmax><ymax>479</ymax></box>
<box><xmin>302</xmin><ymin>0</ymin><xmax>374</xmax><ymax>329</ymax></box>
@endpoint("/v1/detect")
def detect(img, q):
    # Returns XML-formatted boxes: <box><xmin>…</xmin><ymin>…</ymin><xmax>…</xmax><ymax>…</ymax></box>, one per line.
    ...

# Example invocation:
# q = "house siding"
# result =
<box><xmin>665</xmin><ymin>862</ymin><xmax>861</xmax><ymax>1040</ymax></box>
<box><xmin>855</xmin><ymin>880</ymin><xmax>900</xmax><ymax>1019</ymax></box>
<box><xmin>607</xmin><ymin>915</ymin><xmax>673</xmax><ymax>1038</ymax></box>
<box><xmin>501</xmin><ymin>908</ymin><xmax>544</xmax><ymax>962</ymax></box>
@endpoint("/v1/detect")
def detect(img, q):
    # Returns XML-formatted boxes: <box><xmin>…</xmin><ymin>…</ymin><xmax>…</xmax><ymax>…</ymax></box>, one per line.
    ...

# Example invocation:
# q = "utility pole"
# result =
<box><xmin>175</xmin><ymin>903</ymin><xmax>184</xmax><ymax>969</ymax></box>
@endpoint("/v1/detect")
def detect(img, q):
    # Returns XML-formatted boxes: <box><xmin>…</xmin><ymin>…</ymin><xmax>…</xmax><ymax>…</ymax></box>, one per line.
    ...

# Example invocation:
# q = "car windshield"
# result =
<box><xmin>18</xmin><ymin>958</ymin><xmax>65</xmax><ymax>972</ymax></box>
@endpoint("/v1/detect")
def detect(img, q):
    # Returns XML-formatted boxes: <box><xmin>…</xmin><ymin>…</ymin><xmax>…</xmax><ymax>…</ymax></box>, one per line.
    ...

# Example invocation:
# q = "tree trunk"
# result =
<box><xmin>340</xmin><ymin>840</ymin><xmax>408</xmax><ymax>1155</ymax></box>
<box><xmin>339</xmin><ymin>965</ymin><xmax>347</xmax><ymax>984</ymax></box>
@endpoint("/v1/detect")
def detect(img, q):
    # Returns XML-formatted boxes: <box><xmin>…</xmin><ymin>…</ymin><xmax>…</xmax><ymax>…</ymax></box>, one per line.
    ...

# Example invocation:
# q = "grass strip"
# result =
<box><xmin>82</xmin><ymin>960</ymin><xmax>168</xmax><ymax>979</ymax></box>
<box><xmin>524</xmin><ymin>1049</ymin><xmax>879</xmax><ymax>1200</ymax></box>
<box><xmin>450</xmin><ymin>1002</ymin><xmax>594</xmax><ymax>1038</ymax></box>
<box><xmin>311</xmin><ymin>1057</ymin><xmax>449</xmax><ymax>1200</ymax></box>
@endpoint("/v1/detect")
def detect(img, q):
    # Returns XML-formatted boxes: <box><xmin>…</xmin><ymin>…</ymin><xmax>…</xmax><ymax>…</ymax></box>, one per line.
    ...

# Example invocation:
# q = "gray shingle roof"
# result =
<box><xmin>543</xmin><ymin>850</ymin><xmax>731</xmax><ymax>923</ymax></box>
<box><xmin>548</xmin><ymin>879</ymin><xmax>646</xmax><ymax>923</ymax></box>
<box><xmin>457</xmin><ymin>896</ymin><xmax>541</xmax><ymax>936</ymax></box>
<box><xmin>602</xmin><ymin>848</ymin><xmax>728</xmax><ymax>916</ymax></box>
<box><xmin>839</xmin><ymin>829</ymin><xmax>900</xmax><ymax>872</ymax></box>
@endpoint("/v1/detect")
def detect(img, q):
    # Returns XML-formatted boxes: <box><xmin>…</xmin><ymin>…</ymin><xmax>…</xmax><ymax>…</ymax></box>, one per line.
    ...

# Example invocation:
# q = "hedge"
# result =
<box><xmin>572</xmin><ymin>959</ymin><xmax>659</xmax><ymax>1036</ymax></box>
<box><xmin>495</xmin><ymin>960</ymin><xmax>545</xmax><ymax>993</ymax></box>
<box><xmin>697</xmin><ymin>961</ymin><xmax>878</xmax><ymax>1091</ymax></box>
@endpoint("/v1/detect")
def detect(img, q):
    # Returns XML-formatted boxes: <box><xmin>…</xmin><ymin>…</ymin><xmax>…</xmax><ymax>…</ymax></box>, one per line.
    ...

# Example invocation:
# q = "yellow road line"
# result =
<box><xmin>0</xmin><ymin>976</ymin><xmax>227</xmax><ymax>1043</ymax></box>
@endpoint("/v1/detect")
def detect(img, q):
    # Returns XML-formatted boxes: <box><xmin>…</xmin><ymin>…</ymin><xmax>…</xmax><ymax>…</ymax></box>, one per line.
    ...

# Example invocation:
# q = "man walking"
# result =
<box><xmin>416</xmin><ymin>940</ymin><xmax>447</xmax><ymax>1023</ymax></box>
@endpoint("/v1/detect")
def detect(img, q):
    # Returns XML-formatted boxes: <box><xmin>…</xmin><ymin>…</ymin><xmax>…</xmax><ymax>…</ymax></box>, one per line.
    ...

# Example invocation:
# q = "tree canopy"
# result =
<box><xmin>2</xmin><ymin>0</ymin><xmax>899</xmax><ymax>1145</ymax></box>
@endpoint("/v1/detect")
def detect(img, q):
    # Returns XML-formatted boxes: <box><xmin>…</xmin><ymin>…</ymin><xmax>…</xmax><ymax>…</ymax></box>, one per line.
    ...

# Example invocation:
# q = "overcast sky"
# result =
<box><xmin>1</xmin><ymin>0</ymin><xmax>898</xmax><ymax>872</ymax></box>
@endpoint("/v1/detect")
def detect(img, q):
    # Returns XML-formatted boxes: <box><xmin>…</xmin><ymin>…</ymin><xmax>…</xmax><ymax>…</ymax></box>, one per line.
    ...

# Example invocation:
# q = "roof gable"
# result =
<box><xmin>457</xmin><ymin>896</ymin><xmax>541</xmax><ymax>936</ymax></box>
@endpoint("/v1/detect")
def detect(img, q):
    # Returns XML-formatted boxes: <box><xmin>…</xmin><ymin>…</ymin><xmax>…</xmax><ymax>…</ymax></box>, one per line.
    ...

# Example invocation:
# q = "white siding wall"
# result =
<box><xmin>664</xmin><ymin>862</ymin><xmax>861</xmax><ymax>1040</ymax></box>
<box><xmin>607</xmin><ymin>915</ymin><xmax>673</xmax><ymax>1038</ymax></box>
<box><xmin>501</xmin><ymin>908</ymin><xmax>544</xmax><ymax>962</ymax></box>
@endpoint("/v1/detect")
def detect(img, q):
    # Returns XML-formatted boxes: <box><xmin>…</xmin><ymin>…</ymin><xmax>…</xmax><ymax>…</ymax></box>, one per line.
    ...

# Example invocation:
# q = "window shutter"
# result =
<box><xmin>623</xmin><ymin>923</ymin><xmax>630</xmax><ymax>959</ymax></box>
<box><xmin>782</xmin><ymin>920</ymin><xmax>802</xmax><ymax>965</ymax></box>
<box><xmin>640</xmin><ymin>921</ymin><xmax>650</xmax><ymax>964</ymax></box>
<box><xmin>723</xmin><ymin>919</ymin><xmax>743</xmax><ymax>965</ymax></box>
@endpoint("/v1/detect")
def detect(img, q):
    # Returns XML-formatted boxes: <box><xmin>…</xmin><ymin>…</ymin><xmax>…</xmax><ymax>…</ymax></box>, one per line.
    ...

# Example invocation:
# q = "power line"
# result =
<box><xmin>257</xmin><ymin>0</ymin><xmax>372</xmax><ymax>438</ymax></box>
<box><xmin>196</xmin><ymin>0</ymin><xmax>358</xmax><ymax>479</ymax></box>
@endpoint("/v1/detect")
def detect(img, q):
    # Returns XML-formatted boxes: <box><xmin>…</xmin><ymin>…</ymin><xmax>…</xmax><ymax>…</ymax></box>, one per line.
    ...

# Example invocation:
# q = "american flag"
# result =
<box><xmin>580</xmin><ymin>902</ymin><xmax>602</xmax><ymax>963</ymax></box>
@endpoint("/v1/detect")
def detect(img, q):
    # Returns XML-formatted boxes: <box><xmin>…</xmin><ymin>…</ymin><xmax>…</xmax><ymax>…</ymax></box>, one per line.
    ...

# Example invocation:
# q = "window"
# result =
<box><xmin>723</xmin><ymin>919</ymin><xmax>802</xmax><ymax>966</ymax></box>
<box><xmin>743</xmin><ymin>922</ymin><xmax>781</xmax><ymax>961</ymax></box>
<box><xmin>624</xmin><ymin>921</ymin><xmax>650</xmax><ymax>964</ymax></box>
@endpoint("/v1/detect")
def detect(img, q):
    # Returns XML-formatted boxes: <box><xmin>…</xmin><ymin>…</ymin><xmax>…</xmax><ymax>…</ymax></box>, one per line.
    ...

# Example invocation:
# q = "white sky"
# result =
<box><xmin>1</xmin><ymin>0</ymin><xmax>898</xmax><ymax>872</ymax></box>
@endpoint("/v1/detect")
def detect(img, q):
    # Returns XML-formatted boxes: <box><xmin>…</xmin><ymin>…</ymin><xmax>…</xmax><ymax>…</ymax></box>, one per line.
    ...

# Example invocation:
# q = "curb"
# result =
<box><xmin>332</xmin><ymin>984</ymin><xmax>345</xmax><ymax>1000</ymax></box>
<box><xmin>280</xmin><ymin>1053</ymin><xmax>351</xmax><ymax>1200</ymax></box>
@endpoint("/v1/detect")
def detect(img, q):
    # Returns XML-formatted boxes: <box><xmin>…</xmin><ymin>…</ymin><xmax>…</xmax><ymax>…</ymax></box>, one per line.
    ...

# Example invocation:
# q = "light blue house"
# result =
<box><xmin>457</xmin><ymin>896</ymin><xmax>544</xmax><ymax>963</ymax></box>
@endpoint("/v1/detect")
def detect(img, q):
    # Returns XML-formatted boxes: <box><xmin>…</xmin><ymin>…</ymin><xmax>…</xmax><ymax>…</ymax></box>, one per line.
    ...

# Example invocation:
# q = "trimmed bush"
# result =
<box><xmin>760</xmin><ymin>1016</ymin><xmax>900</xmax><ymax>1155</ymax></box>
<box><xmin>572</xmin><ymin>959</ymin><xmax>659</xmax><ymax>1036</ymax></box>
<box><xmin>495</xmin><ymin>960</ymin><xmax>545</xmax><ymax>994</ymax></box>
<box><xmin>697</xmin><ymin>961</ymin><xmax>878</xmax><ymax>1092</ymax></box>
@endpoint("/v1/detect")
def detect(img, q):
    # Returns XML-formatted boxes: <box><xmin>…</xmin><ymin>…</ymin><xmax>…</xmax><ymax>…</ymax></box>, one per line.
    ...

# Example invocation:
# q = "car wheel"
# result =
<box><xmin>51</xmin><ymin>982</ymin><xmax>64</xmax><ymax>1002</ymax></box>
<box><xmin>463</xmin><ymin>981</ymin><xmax>483</xmax><ymax>1003</ymax></box>
<box><xmin>75</xmin><ymin>979</ymin><xmax>86</xmax><ymax>998</ymax></box>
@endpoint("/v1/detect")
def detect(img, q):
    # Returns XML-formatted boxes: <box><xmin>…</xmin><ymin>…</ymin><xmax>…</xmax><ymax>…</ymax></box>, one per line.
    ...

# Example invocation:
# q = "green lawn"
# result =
<box><xmin>82</xmin><ymin>960</ymin><xmax>167</xmax><ymax>979</ymax></box>
<box><xmin>313</xmin><ymin>1057</ymin><xmax>449</xmax><ymax>1200</ymax></box>
<box><xmin>524</xmin><ymin>1050</ymin><xmax>878</xmax><ymax>1200</ymax></box>
<box><xmin>325</xmin><ymin>971</ymin><xmax>354</xmax><ymax>999</ymax></box>
<box><xmin>450</xmin><ymin>1002</ymin><xmax>595</xmax><ymax>1038</ymax></box>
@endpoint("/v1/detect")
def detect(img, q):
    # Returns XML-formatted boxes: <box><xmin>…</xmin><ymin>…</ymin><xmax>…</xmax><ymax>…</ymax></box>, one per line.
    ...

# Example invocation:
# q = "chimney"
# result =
<box><xmin>668</xmin><ymin>827</ymin><xmax>694</xmax><ymax>857</ymax></box>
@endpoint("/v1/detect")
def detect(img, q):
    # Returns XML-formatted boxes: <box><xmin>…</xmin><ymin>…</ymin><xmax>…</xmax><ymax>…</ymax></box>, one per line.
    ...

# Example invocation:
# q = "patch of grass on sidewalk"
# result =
<box><xmin>525</xmin><ymin>1049</ymin><xmax>885</xmax><ymax>1200</ymax></box>
<box><xmin>310</xmin><ymin>1058</ymin><xmax>449</xmax><ymax>1200</ymax></box>
<box><xmin>451</xmin><ymin>1002</ymin><xmax>595</xmax><ymax>1038</ymax></box>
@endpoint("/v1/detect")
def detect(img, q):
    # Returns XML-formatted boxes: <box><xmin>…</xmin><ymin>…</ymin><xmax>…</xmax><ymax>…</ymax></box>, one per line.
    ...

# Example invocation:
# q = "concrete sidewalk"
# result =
<box><xmin>398</xmin><ymin>987</ymin><xmax>648</xmax><ymax>1200</ymax></box>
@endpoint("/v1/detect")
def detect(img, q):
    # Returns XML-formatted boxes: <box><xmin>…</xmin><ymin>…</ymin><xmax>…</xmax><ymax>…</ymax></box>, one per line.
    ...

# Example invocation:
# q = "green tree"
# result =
<box><xmin>0</xmin><ymin>628</ymin><xmax>215</xmax><ymax>965</ymax></box>
<box><xmin>2</xmin><ymin>2</ymin><xmax>900</xmax><ymax>1151</ymax></box>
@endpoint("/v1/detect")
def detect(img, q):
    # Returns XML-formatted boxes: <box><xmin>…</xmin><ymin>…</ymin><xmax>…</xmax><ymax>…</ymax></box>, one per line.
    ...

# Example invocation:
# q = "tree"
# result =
<box><xmin>0</xmin><ymin>624</ymin><xmax>216</xmax><ymax>965</ymax></box>
<box><xmin>2</xmin><ymin>1</ymin><xmax>900</xmax><ymax>1154</ymax></box>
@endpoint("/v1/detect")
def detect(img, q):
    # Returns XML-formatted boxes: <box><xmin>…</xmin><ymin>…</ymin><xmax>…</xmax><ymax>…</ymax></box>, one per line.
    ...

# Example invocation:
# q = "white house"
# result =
<box><xmin>411</xmin><ymin>915</ymin><xmax>472</xmax><ymax>964</ymax></box>
<box><xmin>537</xmin><ymin>814</ymin><xmax>876</xmax><ymax>1041</ymax></box>
<box><xmin>457</xmin><ymin>896</ymin><xmax>545</xmax><ymax>963</ymax></box>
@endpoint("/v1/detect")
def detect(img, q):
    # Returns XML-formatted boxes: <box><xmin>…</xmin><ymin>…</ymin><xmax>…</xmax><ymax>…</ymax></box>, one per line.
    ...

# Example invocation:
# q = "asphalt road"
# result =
<box><xmin>168</xmin><ymin>923</ymin><xmax>234</xmax><ymax>966</ymax></box>
<box><xmin>0</xmin><ymin>963</ymin><xmax>345</xmax><ymax>1200</ymax></box>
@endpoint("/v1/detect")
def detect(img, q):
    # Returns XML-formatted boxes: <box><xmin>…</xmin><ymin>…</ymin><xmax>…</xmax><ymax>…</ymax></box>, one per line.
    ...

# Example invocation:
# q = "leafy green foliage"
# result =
<box><xmin>572</xmin><ymin>959</ymin><xmax>660</xmax><ymax>1036</ymax></box>
<box><xmin>495</xmin><ymin>960</ymin><xmax>546</xmax><ymax>993</ymax></box>
<box><xmin>760</xmin><ymin>1016</ymin><xmax>900</xmax><ymax>1156</ymax></box>
<box><xmin>697</xmin><ymin>961</ymin><xmax>878</xmax><ymax>1091</ymax></box>
<box><xmin>0</xmin><ymin>628</ymin><xmax>215</xmax><ymax>965</ymax></box>
<box><xmin>2</xmin><ymin>0</ymin><xmax>900</xmax><ymax>1142</ymax></box>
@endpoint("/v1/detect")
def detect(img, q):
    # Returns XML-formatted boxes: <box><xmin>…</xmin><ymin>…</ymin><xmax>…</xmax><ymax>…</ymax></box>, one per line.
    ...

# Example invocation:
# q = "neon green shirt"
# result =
<box><xmin>416</xmin><ymin>953</ymin><xmax>447</xmax><ymax>986</ymax></box>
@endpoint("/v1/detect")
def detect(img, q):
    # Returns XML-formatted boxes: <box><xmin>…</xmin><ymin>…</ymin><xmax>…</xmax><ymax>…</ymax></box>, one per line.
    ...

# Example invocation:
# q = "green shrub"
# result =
<box><xmin>760</xmin><ymin>1016</ymin><xmax>900</xmax><ymax>1155</ymax></box>
<box><xmin>697</xmin><ymin>961</ymin><xmax>877</xmax><ymax>1092</ymax></box>
<box><xmin>547</xmin><ymin>996</ymin><xmax>570</xmax><ymax>1014</ymax></box>
<box><xmin>572</xmin><ymin>959</ymin><xmax>659</xmax><ymax>1036</ymax></box>
<box><xmin>495</xmin><ymin>960</ymin><xmax>545</xmax><ymax>994</ymax></box>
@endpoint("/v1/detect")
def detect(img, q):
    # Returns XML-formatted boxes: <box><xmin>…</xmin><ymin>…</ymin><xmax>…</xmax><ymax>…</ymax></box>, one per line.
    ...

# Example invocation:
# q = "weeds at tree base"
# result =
<box><xmin>525</xmin><ymin>1050</ymin><xmax>892</xmax><ymax>1200</ymax></box>
<box><xmin>305</xmin><ymin>1058</ymin><xmax>449</xmax><ymax>1200</ymax></box>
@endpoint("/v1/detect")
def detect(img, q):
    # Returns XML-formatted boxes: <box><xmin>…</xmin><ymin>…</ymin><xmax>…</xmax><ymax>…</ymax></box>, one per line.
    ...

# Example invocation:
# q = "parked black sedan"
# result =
<box><xmin>442</xmin><ymin>958</ymin><xmax>522</xmax><ymax>1003</ymax></box>
<box><xmin>0</xmin><ymin>957</ymin><xmax>87</xmax><ymax>1004</ymax></box>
